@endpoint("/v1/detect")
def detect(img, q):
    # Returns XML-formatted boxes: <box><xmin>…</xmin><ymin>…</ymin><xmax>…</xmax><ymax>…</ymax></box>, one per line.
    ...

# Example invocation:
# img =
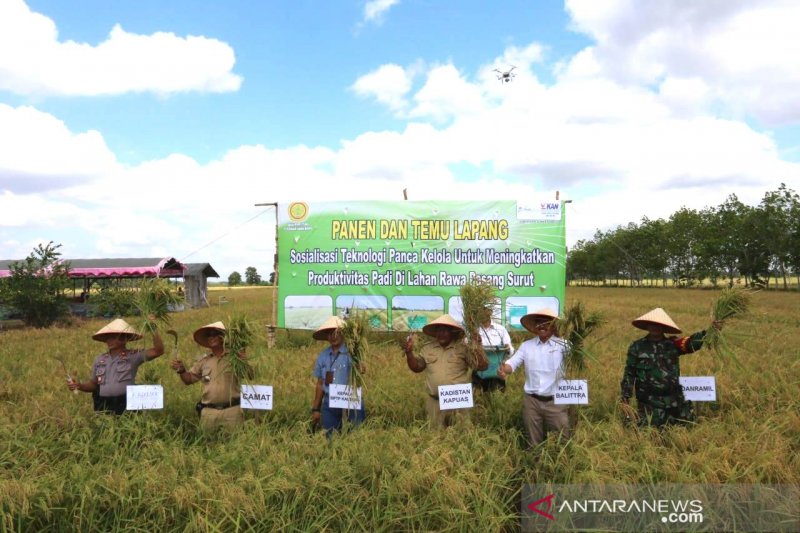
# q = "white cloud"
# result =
<box><xmin>409</xmin><ymin>65</ymin><xmax>485</xmax><ymax>122</ymax></box>
<box><xmin>0</xmin><ymin>104</ymin><xmax>119</xmax><ymax>193</ymax></box>
<box><xmin>351</xmin><ymin>64</ymin><xmax>414</xmax><ymax>113</ymax></box>
<box><xmin>363</xmin><ymin>0</ymin><xmax>401</xmax><ymax>25</ymax></box>
<box><xmin>564</xmin><ymin>0</ymin><xmax>800</xmax><ymax>125</ymax></box>
<box><xmin>4</xmin><ymin>1</ymin><xmax>800</xmax><ymax>276</ymax></box>
<box><xmin>0</xmin><ymin>0</ymin><xmax>242</xmax><ymax>96</ymax></box>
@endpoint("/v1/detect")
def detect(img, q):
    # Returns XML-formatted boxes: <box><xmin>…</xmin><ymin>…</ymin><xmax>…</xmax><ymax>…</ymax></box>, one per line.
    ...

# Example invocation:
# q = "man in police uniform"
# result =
<box><xmin>68</xmin><ymin>318</ymin><xmax>164</xmax><ymax>414</ymax></box>
<box><xmin>403</xmin><ymin>314</ymin><xmax>488</xmax><ymax>429</ymax></box>
<box><xmin>171</xmin><ymin>321</ymin><xmax>253</xmax><ymax>430</ymax></box>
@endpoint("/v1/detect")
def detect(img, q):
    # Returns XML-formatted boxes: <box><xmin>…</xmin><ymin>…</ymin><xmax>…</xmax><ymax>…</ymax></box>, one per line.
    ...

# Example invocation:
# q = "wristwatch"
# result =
<box><xmin>311</xmin><ymin>407</ymin><xmax>320</xmax><ymax>413</ymax></box>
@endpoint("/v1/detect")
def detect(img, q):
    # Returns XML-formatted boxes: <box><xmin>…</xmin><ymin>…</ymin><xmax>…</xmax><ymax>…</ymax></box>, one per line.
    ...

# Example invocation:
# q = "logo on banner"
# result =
<box><xmin>288</xmin><ymin>202</ymin><xmax>309</xmax><ymax>222</ymax></box>
<box><xmin>517</xmin><ymin>201</ymin><xmax>561</xmax><ymax>221</ymax></box>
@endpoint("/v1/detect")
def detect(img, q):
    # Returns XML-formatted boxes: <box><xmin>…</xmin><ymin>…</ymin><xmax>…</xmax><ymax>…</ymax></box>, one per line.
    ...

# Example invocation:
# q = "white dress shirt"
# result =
<box><xmin>479</xmin><ymin>322</ymin><xmax>515</xmax><ymax>355</ymax></box>
<box><xmin>504</xmin><ymin>335</ymin><xmax>566</xmax><ymax>395</ymax></box>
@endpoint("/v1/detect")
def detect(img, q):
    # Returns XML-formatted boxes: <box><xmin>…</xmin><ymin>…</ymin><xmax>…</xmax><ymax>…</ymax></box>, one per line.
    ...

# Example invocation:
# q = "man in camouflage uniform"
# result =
<box><xmin>621</xmin><ymin>308</ymin><xmax>722</xmax><ymax>427</ymax></box>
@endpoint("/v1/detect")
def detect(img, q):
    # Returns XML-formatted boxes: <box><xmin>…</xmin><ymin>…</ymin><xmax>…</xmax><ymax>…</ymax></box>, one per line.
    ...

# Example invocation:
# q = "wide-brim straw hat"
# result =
<box><xmin>92</xmin><ymin>318</ymin><xmax>143</xmax><ymax>342</ymax></box>
<box><xmin>193</xmin><ymin>321</ymin><xmax>226</xmax><ymax>347</ymax></box>
<box><xmin>520</xmin><ymin>308</ymin><xmax>559</xmax><ymax>333</ymax></box>
<box><xmin>313</xmin><ymin>316</ymin><xmax>346</xmax><ymax>341</ymax></box>
<box><xmin>421</xmin><ymin>314</ymin><xmax>465</xmax><ymax>338</ymax></box>
<box><xmin>632</xmin><ymin>308</ymin><xmax>681</xmax><ymax>334</ymax></box>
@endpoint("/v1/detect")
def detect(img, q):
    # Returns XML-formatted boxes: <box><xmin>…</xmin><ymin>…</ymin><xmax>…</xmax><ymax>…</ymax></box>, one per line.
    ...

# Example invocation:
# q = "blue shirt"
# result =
<box><xmin>313</xmin><ymin>344</ymin><xmax>353</xmax><ymax>395</ymax></box>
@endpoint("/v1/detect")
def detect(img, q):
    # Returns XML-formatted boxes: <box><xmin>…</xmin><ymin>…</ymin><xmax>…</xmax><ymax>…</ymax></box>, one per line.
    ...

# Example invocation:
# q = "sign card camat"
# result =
<box><xmin>240</xmin><ymin>385</ymin><xmax>274</xmax><ymax>410</ymax></box>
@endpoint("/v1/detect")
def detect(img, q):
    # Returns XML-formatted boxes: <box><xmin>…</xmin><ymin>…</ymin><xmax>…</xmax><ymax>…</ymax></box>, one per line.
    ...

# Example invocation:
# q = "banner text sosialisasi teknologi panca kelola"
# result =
<box><xmin>277</xmin><ymin>200</ymin><xmax>566</xmax><ymax>332</ymax></box>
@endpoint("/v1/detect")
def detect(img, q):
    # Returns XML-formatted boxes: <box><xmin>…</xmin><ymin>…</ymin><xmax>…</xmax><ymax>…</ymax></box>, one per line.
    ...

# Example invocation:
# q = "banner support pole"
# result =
<box><xmin>255</xmin><ymin>202</ymin><xmax>279</xmax><ymax>348</ymax></box>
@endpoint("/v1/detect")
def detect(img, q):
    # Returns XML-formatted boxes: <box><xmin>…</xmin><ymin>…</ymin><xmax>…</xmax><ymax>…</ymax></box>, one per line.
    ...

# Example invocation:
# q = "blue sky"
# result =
<box><xmin>1</xmin><ymin>0</ymin><xmax>799</xmax><ymax>278</ymax></box>
<box><xmin>18</xmin><ymin>0</ymin><xmax>588</xmax><ymax>163</ymax></box>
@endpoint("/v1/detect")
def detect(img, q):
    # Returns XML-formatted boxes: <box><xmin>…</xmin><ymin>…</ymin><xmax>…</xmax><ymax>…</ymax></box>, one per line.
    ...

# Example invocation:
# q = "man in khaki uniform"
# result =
<box><xmin>403</xmin><ymin>314</ymin><xmax>488</xmax><ymax>429</ymax></box>
<box><xmin>171</xmin><ymin>321</ymin><xmax>252</xmax><ymax>430</ymax></box>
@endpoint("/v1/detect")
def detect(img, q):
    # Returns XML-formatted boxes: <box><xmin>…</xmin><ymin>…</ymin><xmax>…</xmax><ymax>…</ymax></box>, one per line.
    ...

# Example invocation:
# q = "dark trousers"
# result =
<box><xmin>92</xmin><ymin>392</ymin><xmax>127</xmax><ymax>415</ymax></box>
<box><xmin>321</xmin><ymin>395</ymin><xmax>366</xmax><ymax>437</ymax></box>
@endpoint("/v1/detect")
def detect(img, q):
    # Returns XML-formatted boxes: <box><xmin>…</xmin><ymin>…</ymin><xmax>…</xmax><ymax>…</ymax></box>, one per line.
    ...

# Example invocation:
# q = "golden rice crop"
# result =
<box><xmin>224</xmin><ymin>313</ymin><xmax>257</xmax><ymax>383</ymax></box>
<box><xmin>341</xmin><ymin>309</ymin><xmax>370</xmax><ymax>388</ymax></box>
<box><xmin>556</xmin><ymin>301</ymin><xmax>604</xmax><ymax>374</ymax></box>
<box><xmin>459</xmin><ymin>277</ymin><xmax>496</xmax><ymax>368</ymax></box>
<box><xmin>705</xmin><ymin>287</ymin><xmax>752</xmax><ymax>366</ymax></box>
<box><xmin>136</xmin><ymin>278</ymin><xmax>183</xmax><ymax>336</ymax></box>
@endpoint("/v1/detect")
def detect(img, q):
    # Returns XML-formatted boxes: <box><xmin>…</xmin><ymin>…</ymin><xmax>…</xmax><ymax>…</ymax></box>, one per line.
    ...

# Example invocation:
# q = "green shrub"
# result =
<box><xmin>0</xmin><ymin>242</ymin><xmax>70</xmax><ymax>327</ymax></box>
<box><xmin>90</xmin><ymin>286</ymin><xmax>139</xmax><ymax>317</ymax></box>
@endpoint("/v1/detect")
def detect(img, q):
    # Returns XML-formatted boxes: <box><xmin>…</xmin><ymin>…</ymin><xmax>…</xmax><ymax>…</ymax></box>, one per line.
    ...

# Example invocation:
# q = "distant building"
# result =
<box><xmin>183</xmin><ymin>263</ymin><xmax>220</xmax><ymax>308</ymax></box>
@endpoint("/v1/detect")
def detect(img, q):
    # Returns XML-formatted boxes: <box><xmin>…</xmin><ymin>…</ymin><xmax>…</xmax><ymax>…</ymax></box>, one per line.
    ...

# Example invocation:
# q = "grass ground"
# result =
<box><xmin>0</xmin><ymin>286</ymin><xmax>797</xmax><ymax>531</ymax></box>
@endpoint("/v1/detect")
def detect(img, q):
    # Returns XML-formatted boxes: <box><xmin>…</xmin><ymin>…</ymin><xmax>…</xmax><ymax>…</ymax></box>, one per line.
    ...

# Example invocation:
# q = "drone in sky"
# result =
<box><xmin>493</xmin><ymin>66</ymin><xmax>517</xmax><ymax>83</ymax></box>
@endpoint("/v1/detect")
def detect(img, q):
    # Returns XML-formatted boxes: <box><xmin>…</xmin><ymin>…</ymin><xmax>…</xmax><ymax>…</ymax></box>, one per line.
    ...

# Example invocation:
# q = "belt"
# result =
<box><xmin>202</xmin><ymin>399</ymin><xmax>240</xmax><ymax>410</ymax></box>
<box><xmin>527</xmin><ymin>393</ymin><xmax>554</xmax><ymax>402</ymax></box>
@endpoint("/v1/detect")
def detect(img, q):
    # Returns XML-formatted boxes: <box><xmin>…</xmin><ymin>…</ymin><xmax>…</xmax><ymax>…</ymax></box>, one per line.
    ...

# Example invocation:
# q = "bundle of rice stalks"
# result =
<box><xmin>459</xmin><ymin>277</ymin><xmax>497</xmax><ymax>368</ymax></box>
<box><xmin>136</xmin><ymin>278</ymin><xmax>183</xmax><ymax>336</ymax></box>
<box><xmin>341</xmin><ymin>309</ymin><xmax>370</xmax><ymax>388</ymax></box>
<box><xmin>224</xmin><ymin>313</ymin><xmax>258</xmax><ymax>383</ymax></box>
<box><xmin>555</xmin><ymin>302</ymin><xmax>604</xmax><ymax>374</ymax></box>
<box><xmin>619</xmin><ymin>401</ymin><xmax>639</xmax><ymax>425</ymax></box>
<box><xmin>705</xmin><ymin>287</ymin><xmax>751</xmax><ymax>365</ymax></box>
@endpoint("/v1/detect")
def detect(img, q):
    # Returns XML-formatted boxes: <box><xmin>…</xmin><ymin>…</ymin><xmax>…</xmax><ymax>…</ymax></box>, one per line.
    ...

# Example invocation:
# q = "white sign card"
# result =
<box><xmin>328</xmin><ymin>384</ymin><xmax>362</xmax><ymax>409</ymax></box>
<box><xmin>126</xmin><ymin>385</ymin><xmax>163</xmax><ymax>410</ymax></box>
<box><xmin>554</xmin><ymin>380</ymin><xmax>589</xmax><ymax>405</ymax></box>
<box><xmin>680</xmin><ymin>376</ymin><xmax>717</xmax><ymax>401</ymax></box>
<box><xmin>438</xmin><ymin>383</ymin><xmax>474</xmax><ymax>410</ymax></box>
<box><xmin>240</xmin><ymin>385</ymin><xmax>274</xmax><ymax>410</ymax></box>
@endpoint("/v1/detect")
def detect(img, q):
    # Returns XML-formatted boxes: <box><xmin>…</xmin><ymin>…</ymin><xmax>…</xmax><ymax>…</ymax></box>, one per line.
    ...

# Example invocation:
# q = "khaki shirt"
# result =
<box><xmin>189</xmin><ymin>353</ymin><xmax>244</xmax><ymax>404</ymax></box>
<box><xmin>420</xmin><ymin>341</ymin><xmax>471</xmax><ymax>397</ymax></box>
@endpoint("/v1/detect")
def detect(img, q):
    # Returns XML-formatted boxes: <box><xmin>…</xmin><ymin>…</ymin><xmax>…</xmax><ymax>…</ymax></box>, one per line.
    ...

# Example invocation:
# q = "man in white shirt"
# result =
<box><xmin>498</xmin><ymin>308</ymin><xmax>571</xmax><ymax>446</ymax></box>
<box><xmin>473</xmin><ymin>318</ymin><xmax>515</xmax><ymax>392</ymax></box>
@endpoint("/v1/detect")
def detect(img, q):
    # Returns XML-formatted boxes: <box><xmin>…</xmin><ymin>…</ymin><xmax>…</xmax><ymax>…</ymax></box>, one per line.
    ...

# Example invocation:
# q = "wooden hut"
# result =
<box><xmin>183</xmin><ymin>263</ymin><xmax>219</xmax><ymax>308</ymax></box>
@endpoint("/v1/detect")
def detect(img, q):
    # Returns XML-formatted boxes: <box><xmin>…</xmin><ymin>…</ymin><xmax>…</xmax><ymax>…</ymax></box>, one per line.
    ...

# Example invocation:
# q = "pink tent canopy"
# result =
<box><xmin>0</xmin><ymin>257</ymin><xmax>186</xmax><ymax>279</ymax></box>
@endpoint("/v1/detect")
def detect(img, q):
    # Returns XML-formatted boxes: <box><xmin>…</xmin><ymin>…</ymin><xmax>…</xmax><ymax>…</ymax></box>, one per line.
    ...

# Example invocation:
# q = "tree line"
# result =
<box><xmin>227</xmin><ymin>267</ymin><xmax>274</xmax><ymax>286</ymax></box>
<box><xmin>566</xmin><ymin>184</ymin><xmax>800</xmax><ymax>289</ymax></box>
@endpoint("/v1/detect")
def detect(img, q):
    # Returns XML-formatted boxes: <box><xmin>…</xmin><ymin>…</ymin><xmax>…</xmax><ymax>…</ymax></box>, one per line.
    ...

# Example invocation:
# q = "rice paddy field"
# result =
<box><xmin>0</xmin><ymin>286</ymin><xmax>798</xmax><ymax>531</ymax></box>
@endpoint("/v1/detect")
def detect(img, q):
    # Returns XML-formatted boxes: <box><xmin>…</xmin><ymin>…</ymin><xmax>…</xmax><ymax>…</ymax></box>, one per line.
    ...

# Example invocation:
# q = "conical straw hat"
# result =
<box><xmin>520</xmin><ymin>308</ymin><xmax>559</xmax><ymax>333</ymax></box>
<box><xmin>632</xmin><ymin>308</ymin><xmax>681</xmax><ymax>334</ymax></box>
<box><xmin>92</xmin><ymin>318</ymin><xmax>143</xmax><ymax>342</ymax></box>
<box><xmin>193</xmin><ymin>321</ymin><xmax>226</xmax><ymax>347</ymax></box>
<box><xmin>422</xmin><ymin>314</ymin><xmax>465</xmax><ymax>337</ymax></box>
<box><xmin>313</xmin><ymin>316</ymin><xmax>346</xmax><ymax>341</ymax></box>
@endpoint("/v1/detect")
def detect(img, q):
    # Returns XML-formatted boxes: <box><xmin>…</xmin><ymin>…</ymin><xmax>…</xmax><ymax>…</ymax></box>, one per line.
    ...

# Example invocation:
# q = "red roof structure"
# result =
<box><xmin>0</xmin><ymin>257</ymin><xmax>186</xmax><ymax>279</ymax></box>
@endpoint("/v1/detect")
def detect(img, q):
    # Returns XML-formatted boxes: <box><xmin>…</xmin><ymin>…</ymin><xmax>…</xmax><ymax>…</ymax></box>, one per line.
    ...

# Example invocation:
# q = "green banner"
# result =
<box><xmin>277</xmin><ymin>200</ymin><xmax>565</xmax><ymax>331</ymax></box>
